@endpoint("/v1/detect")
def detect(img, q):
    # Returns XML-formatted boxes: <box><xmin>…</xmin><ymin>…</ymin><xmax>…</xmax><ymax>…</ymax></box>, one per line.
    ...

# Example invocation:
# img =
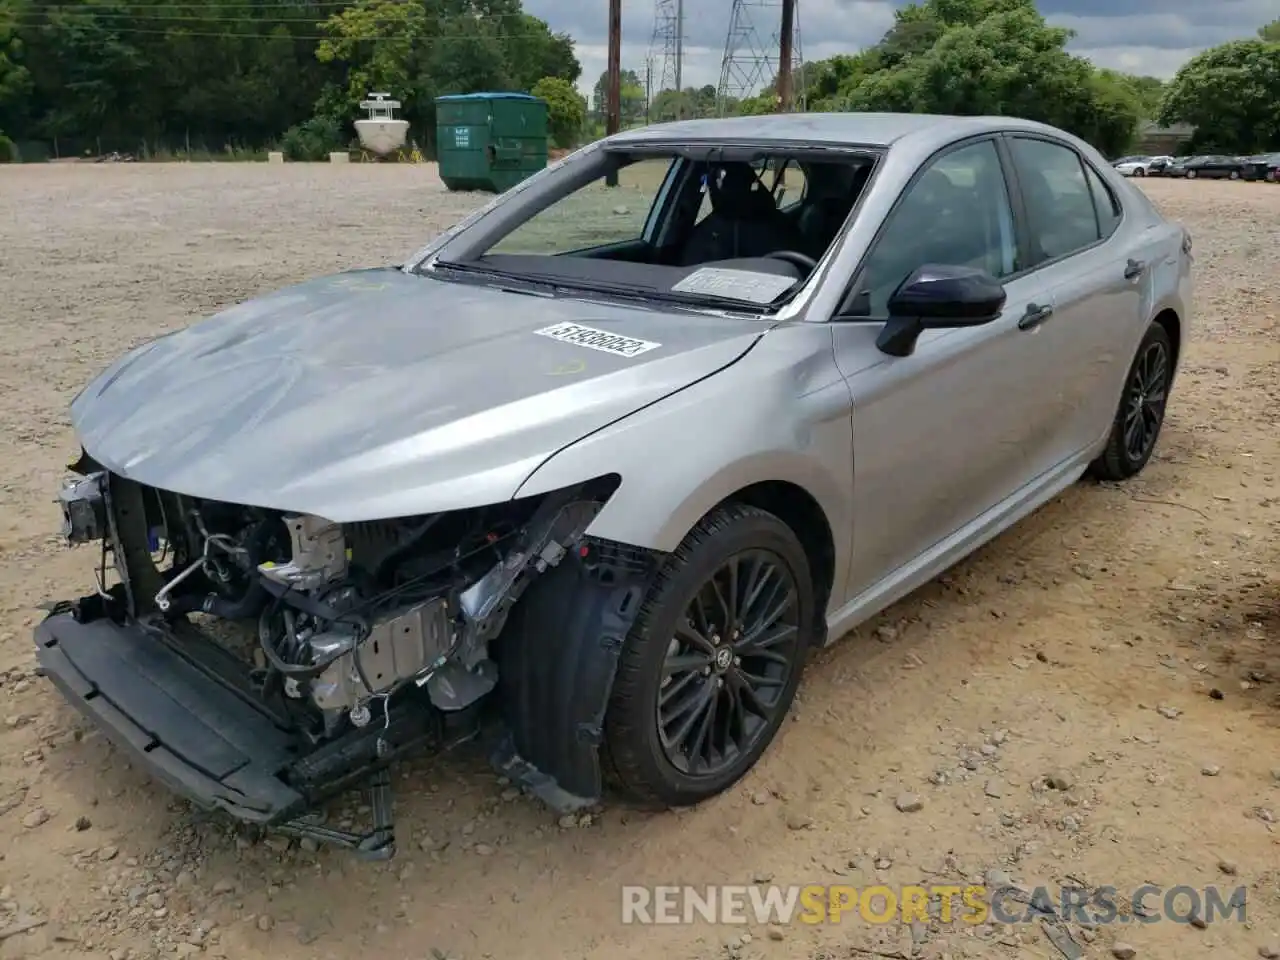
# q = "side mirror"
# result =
<box><xmin>876</xmin><ymin>264</ymin><xmax>1007</xmax><ymax>357</ymax></box>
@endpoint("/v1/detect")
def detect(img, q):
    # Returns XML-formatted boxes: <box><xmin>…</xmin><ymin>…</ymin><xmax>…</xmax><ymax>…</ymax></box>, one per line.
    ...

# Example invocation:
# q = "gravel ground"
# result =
<box><xmin>1</xmin><ymin>165</ymin><xmax>1279</xmax><ymax>960</ymax></box>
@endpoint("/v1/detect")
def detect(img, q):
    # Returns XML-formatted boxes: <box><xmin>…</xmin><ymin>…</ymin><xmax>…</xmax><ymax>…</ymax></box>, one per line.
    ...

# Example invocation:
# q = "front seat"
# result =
<box><xmin>797</xmin><ymin>163</ymin><xmax>871</xmax><ymax>259</ymax></box>
<box><xmin>679</xmin><ymin>163</ymin><xmax>807</xmax><ymax>266</ymax></box>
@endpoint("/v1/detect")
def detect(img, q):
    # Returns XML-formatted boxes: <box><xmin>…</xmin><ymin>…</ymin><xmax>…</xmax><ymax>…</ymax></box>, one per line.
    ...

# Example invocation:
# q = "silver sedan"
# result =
<box><xmin>37</xmin><ymin>112</ymin><xmax>1192</xmax><ymax>854</ymax></box>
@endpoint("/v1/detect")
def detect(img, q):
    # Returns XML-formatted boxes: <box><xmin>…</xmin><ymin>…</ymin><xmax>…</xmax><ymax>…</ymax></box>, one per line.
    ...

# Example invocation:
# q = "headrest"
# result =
<box><xmin>709</xmin><ymin>163</ymin><xmax>776</xmax><ymax>218</ymax></box>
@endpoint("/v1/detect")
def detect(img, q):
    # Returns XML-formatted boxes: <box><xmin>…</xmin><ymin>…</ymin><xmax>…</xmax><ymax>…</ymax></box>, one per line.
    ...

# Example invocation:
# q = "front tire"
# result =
<box><xmin>1229</xmin><ymin>170</ymin><xmax>1240</xmax><ymax>180</ymax></box>
<box><xmin>1186</xmin><ymin>169</ymin><xmax>1197</xmax><ymax>179</ymax></box>
<box><xmin>1089</xmin><ymin>322</ymin><xmax>1173</xmax><ymax>481</ymax></box>
<box><xmin>604</xmin><ymin>504</ymin><xmax>816</xmax><ymax>808</ymax></box>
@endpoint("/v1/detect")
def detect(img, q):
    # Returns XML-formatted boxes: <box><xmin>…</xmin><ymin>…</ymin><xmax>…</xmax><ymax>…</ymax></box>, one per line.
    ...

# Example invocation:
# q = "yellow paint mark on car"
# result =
<box><xmin>548</xmin><ymin>359</ymin><xmax>588</xmax><ymax>376</ymax></box>
<box><xmin>330</xmin><ymin>276</ymin><xmax>389</xmax><ymax>292</ymax></box>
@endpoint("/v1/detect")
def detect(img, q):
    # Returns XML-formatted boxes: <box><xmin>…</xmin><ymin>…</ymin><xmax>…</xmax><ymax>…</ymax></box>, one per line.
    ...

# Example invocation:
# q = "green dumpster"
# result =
<box><xmin>435</xmin><ymin>92</ymin><xmax>549</xmax><ymax>194</ymax></box>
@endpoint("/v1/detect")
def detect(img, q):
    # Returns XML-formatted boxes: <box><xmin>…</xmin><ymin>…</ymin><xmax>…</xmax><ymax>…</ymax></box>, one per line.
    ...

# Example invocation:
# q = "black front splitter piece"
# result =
<box><xmin>32</xmin><ymin>604</ymin><xmax>470</xmax><ymax>860</ymax></box>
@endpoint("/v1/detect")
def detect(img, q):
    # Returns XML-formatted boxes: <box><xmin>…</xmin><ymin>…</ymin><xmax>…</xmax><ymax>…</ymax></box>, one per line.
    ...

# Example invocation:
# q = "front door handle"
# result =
<box><xmin>1123</xmin><ymin>258</ymin><xmax>1145</xmax><ymax>279</ymax></box>
<box><xmin>1018</xmin><ymin>302</ymin><xmax>1054</xmax><ymax>331</ymax></box>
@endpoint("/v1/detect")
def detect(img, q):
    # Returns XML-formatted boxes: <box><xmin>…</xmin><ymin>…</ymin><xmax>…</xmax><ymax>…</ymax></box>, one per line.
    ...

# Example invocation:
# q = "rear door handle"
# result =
<box><xmin>1123</xmin><ymin>258</ymin><xmax>1145</xmax><ymax>279</ymax></box>
<box><xmin>1018</xmin><ymin>302</ymin><xmax>1054</xmax><ymax>331</ymax></box>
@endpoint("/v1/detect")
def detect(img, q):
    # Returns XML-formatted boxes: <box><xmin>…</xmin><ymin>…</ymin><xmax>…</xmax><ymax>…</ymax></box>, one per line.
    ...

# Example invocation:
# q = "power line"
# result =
<box><xmin>5</xmin><ymin>23</ymin><xmax>562</xmax><ymax>40</ymax></box>
<box><xmin>23</xmin><ymin>0</ymin><xmax>469</xmax><ymax>8</ymax></box>
<box><xmin>17</xmin><ymin>6</ymin><xmax>542</xmax><ymax>19</ymax></box>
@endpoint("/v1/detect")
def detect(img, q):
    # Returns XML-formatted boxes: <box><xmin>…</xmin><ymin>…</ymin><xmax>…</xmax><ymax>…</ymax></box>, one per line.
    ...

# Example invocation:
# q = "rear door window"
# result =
<box><xmin>1084</xmin><ymin>164</ymin><xmax>1121</xmax><ymax>239</ymax></box>
<box><xmin>1008</xmin><ymin>137</ymin><xmax>1101</xmax><ymax>265</ymax></box>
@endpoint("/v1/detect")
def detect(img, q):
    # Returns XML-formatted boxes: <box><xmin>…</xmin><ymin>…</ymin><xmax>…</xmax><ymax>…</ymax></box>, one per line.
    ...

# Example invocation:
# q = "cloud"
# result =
<box><xmin>519</xmin><ymin>0</ymin><xmax>1272</xmax><ymax>96</ymax></box>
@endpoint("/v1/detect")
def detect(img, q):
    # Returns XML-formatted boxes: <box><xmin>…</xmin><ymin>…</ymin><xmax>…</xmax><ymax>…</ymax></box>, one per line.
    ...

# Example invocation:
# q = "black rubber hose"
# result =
<box><xmin>161</xmin><ymin>520</ymin><xmax>274</xmax><ymax>620</ymax></box>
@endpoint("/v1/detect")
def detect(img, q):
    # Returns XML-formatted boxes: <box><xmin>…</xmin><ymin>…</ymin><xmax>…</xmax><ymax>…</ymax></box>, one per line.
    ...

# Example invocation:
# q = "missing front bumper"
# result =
<box><xmin>32</xmin><ymin>606</ymin><xmax>453</xmax><ymax>858</ymax></box>
<box><xmin>35</xmin><ymin>610</ymin><xmax>307</xmax><ymax>823</ymax></box>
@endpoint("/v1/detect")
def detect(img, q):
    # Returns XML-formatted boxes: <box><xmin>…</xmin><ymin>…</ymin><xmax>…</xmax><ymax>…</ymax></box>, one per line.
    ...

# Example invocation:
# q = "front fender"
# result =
<box><xmin>514</xmin><ymin>324</ymin><xmax>854</xmax><ymax>603</ymax></box>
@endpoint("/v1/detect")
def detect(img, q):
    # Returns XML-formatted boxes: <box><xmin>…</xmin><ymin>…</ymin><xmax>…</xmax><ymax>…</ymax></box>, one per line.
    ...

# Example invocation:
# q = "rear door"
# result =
<box><xmin>1003</xmin><ymin>135</ymin><xmax>1151</xmax><ymax>460</ymax></box>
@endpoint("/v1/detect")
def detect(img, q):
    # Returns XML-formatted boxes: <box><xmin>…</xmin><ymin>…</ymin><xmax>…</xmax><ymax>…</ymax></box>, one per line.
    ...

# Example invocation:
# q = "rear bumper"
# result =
<box><xmin>35</xmin><ymin>611</ymin><xmax>306</xmax><ymax>824</ymax></box>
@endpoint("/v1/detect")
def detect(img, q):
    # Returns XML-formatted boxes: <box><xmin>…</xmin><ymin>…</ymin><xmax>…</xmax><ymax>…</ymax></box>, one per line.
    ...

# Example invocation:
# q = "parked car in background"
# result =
<box><xmin>1180</xmin><ymin>155</ymin><xmax>1246</xmax><ymax>180</ymax></box>
<box><xmin>1241</xmin><ymin>153</ymin><xmax>1280</xmax><ymax>182</ymax></box>
<box><xmin>1114</xmin><ymin>156</ymin><xmax>1169</xmax><ymax>177</ymax></box>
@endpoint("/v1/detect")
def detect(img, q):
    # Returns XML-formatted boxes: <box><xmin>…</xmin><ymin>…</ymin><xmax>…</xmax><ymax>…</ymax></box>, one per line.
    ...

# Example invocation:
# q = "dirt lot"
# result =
<box><xmin>1</xmin><ymin>165</ymin><xmax>1279</xmax><ymax>960</ymax></box>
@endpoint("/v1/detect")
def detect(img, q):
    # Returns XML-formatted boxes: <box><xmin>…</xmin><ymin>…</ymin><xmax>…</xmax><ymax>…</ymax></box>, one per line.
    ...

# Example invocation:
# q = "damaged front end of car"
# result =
<box><xmin>36</xmin><ymin>454</ymin><xmax>661</xmax><ymax>859</ymax></box>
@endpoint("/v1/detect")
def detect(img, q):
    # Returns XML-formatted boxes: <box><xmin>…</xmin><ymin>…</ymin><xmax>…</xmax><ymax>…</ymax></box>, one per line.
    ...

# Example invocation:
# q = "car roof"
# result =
<box><xmin>606</xmin><ymin>112</ymin><xmax>1077</xmax><ymax>152</ymax></box>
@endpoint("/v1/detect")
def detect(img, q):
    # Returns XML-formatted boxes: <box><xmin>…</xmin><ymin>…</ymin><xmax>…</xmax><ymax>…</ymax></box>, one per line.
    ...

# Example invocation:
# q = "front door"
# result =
<box><xmin>828</xmin><ymin>137</ymin><xmax>1061</xmax><ymax>601</ymax></box>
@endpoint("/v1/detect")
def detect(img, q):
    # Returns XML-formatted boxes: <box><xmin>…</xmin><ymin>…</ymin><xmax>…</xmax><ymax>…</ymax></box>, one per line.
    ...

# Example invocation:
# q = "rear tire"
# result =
<box><xmin>1089</xmin><ymin>322</ymin><xmax>1173</xmax><ymax>482</ymax></box>
<box><xmin>1186</xmin><ymin>169</ymin><xmax>1197</xmax><ymax>180</ymax></box>
<box><xmin>1134</xmin><ymin>167</ymin><xmax>1145</xmax><ymax>177</ymax></box>
<box><xmin>1229</xmin><ymin>170</ymin><xmax>1240</xmax><ymax>180</ymax></box>
<box><xmin>604</xmin><ymin>504</ymin><xmax>815</xmax><ymax>808</ymax></box>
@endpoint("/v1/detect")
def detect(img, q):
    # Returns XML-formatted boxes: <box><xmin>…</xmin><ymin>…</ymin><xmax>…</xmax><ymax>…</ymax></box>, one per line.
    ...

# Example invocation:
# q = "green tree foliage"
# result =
<box><xmin>0</xmin><ymin>0</ymin><xmax>30</xmax><ymax>139</ymax></box>
<box><xmin>281</xmin><ymin>115</ymin><xmax>345</xmax><ymax>162</ymax></box>
<box><xmin>0</xmin><ymin>0</ymin><xmax>580</xmax><ymax>156</ymax></box>
<box><xmin>531</xmin><ymin>75</ymin><xmax>585</xmax><ymax>147</ymax></box>
<box><xmin>813</xmin><ymin>0</ymin><xmax>1144</xmax><ymax>155</ymax></box>
<box><xmin>1260</xmin><ymin>18</ymin><xmax>1280</xmax><ymax>43</ymax></box>
<box><xmin>315</xmin><ymin>0</ymin><xmax>578</xmax><ymax>146</ymax></box>
<box><xmin>1157</xmin><ymin>38</ymin><xmax>1280</xmax><ymax>153</ymax></box>
<box><xmin>645</xmin><ymin>84</ymin><xmax>724</xmax><ymax>123</ymax></box>
<box><xmin>590</xmin><ymin>69</ymin><xmax>645</xmax><ymax>126</ymax></box>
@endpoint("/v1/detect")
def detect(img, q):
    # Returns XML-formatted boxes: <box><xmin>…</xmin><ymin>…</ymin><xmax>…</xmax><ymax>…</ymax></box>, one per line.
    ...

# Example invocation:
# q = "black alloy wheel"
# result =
<box><xmin>603</xmin><ymin>503</ymin><xmax>815</xmax><ymax>808</ymax></box>
<box><xmin>1123</xmin><ymin>337</ymin><xmax>1170</xmax><ymax>464</ymax></box>
<box><xmin>656</xmin><ymin>549</ymin><xmax>801</xmax><ymax>777</ymax></box>
<box><xmin>1090</xmin><ymin>321</ymin><xmax>1174</xmax><ymax>481</ymax></box>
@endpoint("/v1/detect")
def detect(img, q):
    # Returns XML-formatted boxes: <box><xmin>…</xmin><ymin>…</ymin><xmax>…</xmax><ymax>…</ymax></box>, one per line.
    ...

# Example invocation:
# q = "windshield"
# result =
<box><xmin>426</xmin><ymin>145</ymin><xmax>879</xmax><ymax>312</ymax></box>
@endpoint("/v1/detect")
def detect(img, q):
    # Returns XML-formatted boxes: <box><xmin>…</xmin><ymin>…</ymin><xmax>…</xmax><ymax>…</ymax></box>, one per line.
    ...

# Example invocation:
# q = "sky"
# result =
<box><xmin>520</xmin><ymin>0</ymin><xmax>1276</xmax><ymax>99</ymax></box>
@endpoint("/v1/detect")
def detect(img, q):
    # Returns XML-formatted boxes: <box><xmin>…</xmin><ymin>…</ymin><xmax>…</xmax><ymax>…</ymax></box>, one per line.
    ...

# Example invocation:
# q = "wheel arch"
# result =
<box><xmin>491</xmin><ymin>470</ymin><xmax>843</xmax><ymax>811</ymax></box>
<box><xmin>534</xmin><ymin>449</ymin><xmax>851</xmax><ymax>627</ymax></box>
<box><xmin>704</xmin><ymin>480</ymin><xmax>837</xmax><ymax>636</ymax></box>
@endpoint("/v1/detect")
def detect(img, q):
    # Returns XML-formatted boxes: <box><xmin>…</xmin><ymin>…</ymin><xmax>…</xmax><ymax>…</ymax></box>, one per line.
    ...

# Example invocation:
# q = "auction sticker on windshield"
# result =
<box><xmin>534</xmin><ymin>322</ymin><xmax>661</xmax><ymax>358</ymax></box>
<box><xmin>672</xmin><ymin>267</ymin><xmax>798</xmax><ymax>304</ymax></box>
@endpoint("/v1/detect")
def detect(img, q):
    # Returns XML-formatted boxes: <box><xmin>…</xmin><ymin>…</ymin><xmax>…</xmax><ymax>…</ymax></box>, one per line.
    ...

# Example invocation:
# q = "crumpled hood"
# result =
<box><xmin>72</xmin><ymin>267</ymin><xmax>763</xmax><ymax>520</ymax></box>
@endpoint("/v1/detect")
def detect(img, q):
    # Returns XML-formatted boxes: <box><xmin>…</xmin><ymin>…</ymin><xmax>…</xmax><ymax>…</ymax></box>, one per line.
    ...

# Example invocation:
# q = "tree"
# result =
<box><xmin>315</xmin><ymin>0</ymin><xmax>580</xmax><ymax>151</ymax></box>
<box><xmin>835</xmin><ymin>0</ymin><xmax>1142</xmax><ymax>155</ymax></box>
<box><xmin>1260</xmin><ymin>18</ymin><xmax>1280</xmax><ymax>42</ymax></box>
<box><xmin>531</xmin><ymin>75</ymin><xmax>585</xmax><ymax>147</ymax></box>
<box><xmin>0</xmin><ymin>0</ymin><xmax>30</xmax><ymax>141</ymax></box>
<box><xmin>0</xmin><ymin>0</ymin><xmax>582</xmax><ymax>156</ymax></box>
<box><xmin>647</xmin><ymin>84</ymin><xmax>720</xmax><ymax>122</ymax></box>
<box><xmin>590</xmin><ymin>69</ymin><xmax>645</xmax><ymax>126</ymax></box>
<box><xmin>1098</xmin><ymin>69</ymin><xmax>1165</xmax><ymax>119</ymax></box>
<box><xmin>1157</xmin><ymin>38</ymin><xmax>1280</xmax><ymax>153</ymax></box>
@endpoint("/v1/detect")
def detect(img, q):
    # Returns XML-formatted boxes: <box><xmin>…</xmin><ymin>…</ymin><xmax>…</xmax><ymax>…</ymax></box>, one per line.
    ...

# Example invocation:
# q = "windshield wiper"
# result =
<box><xmin>569</xmin><ymin>281</ymin><xmax>774</xmax><ymax>313</ymax></box>
<box><xmin>428</xmin><ymin>260</ymin><xmax>559</xmax><ymax>297</ymax></box>
<box><xmin>430</xmin><ymin>259</ymin><xmax>776</xmax><ymax>314</ymax></box>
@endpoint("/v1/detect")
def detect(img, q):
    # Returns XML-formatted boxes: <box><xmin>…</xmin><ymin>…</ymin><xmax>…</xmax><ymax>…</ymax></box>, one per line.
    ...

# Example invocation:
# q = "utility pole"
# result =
<box><xmin>674</xmin><ymin>0</ymin><xmax>683</xmax><ymax>119</ymax></box>
<box><xmin>606</xmin><ymin>0</ymin><xmax>621</xmax><ymax>185</ymax></box>
<box><xmin>777</xmin><ymin>0</ymin><xmax>795</xmax><ymax>112</ymax></box>
<box><xmin>645</xmin><ymin>56</ymin><xmax>653</xmax><ymax>123</ymax></box>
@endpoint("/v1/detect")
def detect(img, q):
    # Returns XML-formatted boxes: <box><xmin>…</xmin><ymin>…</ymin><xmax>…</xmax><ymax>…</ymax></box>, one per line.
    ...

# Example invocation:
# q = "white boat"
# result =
<box><xmin>355</xmin><ymin>93</ymin><xmax>409</xmax><ymax>156</ymax></box>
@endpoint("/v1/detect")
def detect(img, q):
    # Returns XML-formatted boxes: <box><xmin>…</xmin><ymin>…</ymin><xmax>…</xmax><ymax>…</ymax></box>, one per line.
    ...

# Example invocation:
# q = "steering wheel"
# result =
<box><xmin>764</xmin><ymin>250</ymin><xmax>818</xmax><ymax>273</ymax></box>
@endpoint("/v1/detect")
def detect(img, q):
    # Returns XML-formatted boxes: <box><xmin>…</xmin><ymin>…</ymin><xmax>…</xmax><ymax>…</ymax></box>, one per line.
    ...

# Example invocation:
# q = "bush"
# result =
<box><xmin>0</xmin><ymin>133</ymin><xmax>17</xmax><ymax>162</ymax></box>
<box><xmin>530</xmin><ymin>77</ymin><xmax>587</xmax><ymax>149</ymax></box>
<box><xmin>280</xmin><ymin>116</ymin><xmax>346</xmax><ymax>162</ymax></box>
